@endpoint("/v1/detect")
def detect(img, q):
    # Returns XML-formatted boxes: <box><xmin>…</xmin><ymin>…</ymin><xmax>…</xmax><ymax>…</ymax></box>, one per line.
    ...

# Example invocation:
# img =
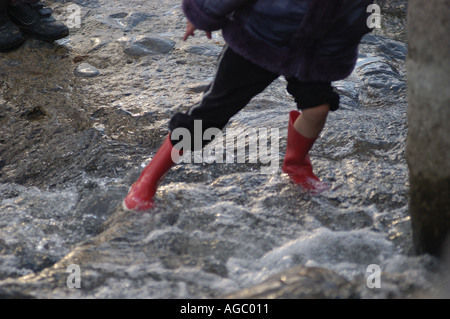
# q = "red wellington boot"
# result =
<box><xmin>123</xmin><ymin>135</ymin><xmax>179</xmax><ymax>212</ymax></box>
<box><xmin>282</xmin><ymin>111</ymin><xmax>329</xmax><ymax>194</ymax></box>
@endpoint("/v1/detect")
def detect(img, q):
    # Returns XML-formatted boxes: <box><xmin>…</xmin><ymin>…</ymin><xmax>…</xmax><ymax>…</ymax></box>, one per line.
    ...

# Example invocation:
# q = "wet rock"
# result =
<box><xmin>356</xmin><ymin>35</ymin><xmax>407</xmax><ymax>106</ymax></box>
<box><xmin>186</xmin><ymin>82</ymin><xmax>210</xmax><ymax>94</ymax></box>
<box><xmin>87</xmin><ymin>38</ymin><xmax>109</xmax><ymax>53</ymax></box>
<box><xmin>124</xmin><ymin>12</ymin><xmax>157</xmax><ymax>31</ymax></box>
<box><xmin>0</xmin><ymin>287</ymin><xmax>35</xmax><ymax>299</ymax></box>
<box><xmin>69</xmin><ymin>0</ymin><xmax>101</xmax><ymax>8</ymax></box>
<box><xmin>181</xmin><ymin>44</ymin><xmax>222</xmax><ymax>57</ymax></box>
<box><xmin>373</xmin><ymin>0</ymin><xmax>408</xmax><ymax>42</ymax></box>
<box><xmin>103</xmin><ymin>12</ymin><xmax>156</xmax><ymax>31</ymax></box>
<box><xmin>74</xmin><ymin>63</ymin><xmax>100</xmax><ymax>77</ymax></box>
<box><xmin>225</xmin><ymin>265</ymin><xmax>357</xmax><ymax>299</ymax></box>
<box><xmin>124</xmin><ymin>37</ymin><xmax>175</xmax><ymax>56</ymax></box>
<box><xmin>20</xmin><ymin>106</ymin><xmax>47</xmax><ymax>121</ymax></box>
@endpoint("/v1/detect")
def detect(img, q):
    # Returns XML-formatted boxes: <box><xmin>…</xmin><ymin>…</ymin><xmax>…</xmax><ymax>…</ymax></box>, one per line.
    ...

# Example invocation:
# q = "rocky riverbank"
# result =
<box><xmin>0</xmin><ymin>0</ymin><xmax>448</xmax><ymax>299</ymax></box>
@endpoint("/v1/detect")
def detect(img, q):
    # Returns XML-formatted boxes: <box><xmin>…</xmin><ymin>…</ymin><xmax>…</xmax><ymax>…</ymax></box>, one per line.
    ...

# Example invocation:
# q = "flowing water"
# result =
<box><xmin>0</xmin><ymin>0</ymin><xmax>447</xmax><ymax>298</ymax></box>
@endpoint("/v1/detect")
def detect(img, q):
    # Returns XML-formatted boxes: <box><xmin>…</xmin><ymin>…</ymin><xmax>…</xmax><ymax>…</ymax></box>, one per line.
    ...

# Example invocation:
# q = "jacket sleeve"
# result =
<box><xmin>182</xmin><ymin>0</ymin><xmax>251</xmax><ymax>31</ymax></box>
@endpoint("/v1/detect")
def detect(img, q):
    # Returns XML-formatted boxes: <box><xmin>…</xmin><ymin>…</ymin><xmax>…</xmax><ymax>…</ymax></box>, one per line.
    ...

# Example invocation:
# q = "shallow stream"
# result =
<box><xmin>0</xmin><ymin>0</ymin><xmax>447</xmax><ymax>298</ymax></box>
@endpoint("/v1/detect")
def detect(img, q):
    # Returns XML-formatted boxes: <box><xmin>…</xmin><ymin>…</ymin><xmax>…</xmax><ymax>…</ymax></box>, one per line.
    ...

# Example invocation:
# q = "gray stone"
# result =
<box><xmin>181</xmin><ymin>44</ymin><xmax>222</xmax><ymax>57</ymax></box>
<box><xmin>124</xmin><ymin>37</ymin><xmax>175</xmax><ymax>56</ymax></box>
<box><xmin>225</xmin><ymin>265</ymin><xmax>357</xmax><ymax>299</ymax></box>
<box><xmin>124</xmin><ymin>12</ymin><xmax>157</xmax><ymax>31</ymax></box>
<box><xmin>74</xmin><ymin>63</ymin><xmax>100</xmax><ymax>77</ymax></box>
<box><xmin>406</xmin><ymin>0</ymin><xmax>450</xmax><ymax>256</ymax></box>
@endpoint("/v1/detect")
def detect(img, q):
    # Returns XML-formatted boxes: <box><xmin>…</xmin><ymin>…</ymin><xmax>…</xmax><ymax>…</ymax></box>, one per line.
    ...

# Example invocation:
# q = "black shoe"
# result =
<box><xmin>0</xmin><ymin>12</ymin><xmax>26</xmax><ymax>52</ymax></box>
<box><xmin>8</xmin><ymin>1</ymin><xmax>69</xmax><ymax>42</ymax></box>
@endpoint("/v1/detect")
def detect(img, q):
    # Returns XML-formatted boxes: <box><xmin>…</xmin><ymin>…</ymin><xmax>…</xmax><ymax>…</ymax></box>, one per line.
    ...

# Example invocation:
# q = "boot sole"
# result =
<box><xmin>122</xmin><ymin>184</ymin><xmax>155</xmax><ymax>213</ymax></box>
<box><xmin>122</xmin><ymin>198</ymin><xmax>155</xmax><ymax>213</ymax></box>
<box><xmin>19</xmin><ymin>27</ymin><xmax>69</xmax><ymax>43</ymax></box>
<box><xmin>0</xmin><ymin>35</ymin><xmax>26</xmax><ymax>52</ymax></box>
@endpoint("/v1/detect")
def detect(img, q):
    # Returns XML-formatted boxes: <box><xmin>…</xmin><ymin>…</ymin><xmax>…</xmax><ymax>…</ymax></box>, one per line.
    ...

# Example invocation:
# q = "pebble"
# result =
<box><xmin>124</xmin><ymin>37</ymin><xmax>175</xmax><ymax>56</ymax></box>
<box><xmin>124</xmin><ymin>12</ymin><xmax>157</xmax><ymax>31</ymax></box>
<box><xmin>103</xmin><ymin>12</ymin><xmax>156</xmax><ymax>31</ymax></box>
<box><xmin>181</xmin><ymin>44</ymin><xmax>222</xmax><ymax>57</ymax></box>
<box><xmin>74</xmin><ymin>63</ymin><xmax>100</xmax><ymax>77</ymax></box>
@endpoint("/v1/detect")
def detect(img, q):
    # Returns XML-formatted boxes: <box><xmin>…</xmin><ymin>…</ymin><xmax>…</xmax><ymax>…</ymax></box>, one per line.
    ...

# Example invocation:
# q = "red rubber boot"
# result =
<box><xmin>123</xmin><ymin>135</ymin><xmax>179</xmax><ymax>212</ymax></box>
<box><xmin>282</xmin><ymin>111</ymin><xmax>329</xmax><ymax>194</ymax></box>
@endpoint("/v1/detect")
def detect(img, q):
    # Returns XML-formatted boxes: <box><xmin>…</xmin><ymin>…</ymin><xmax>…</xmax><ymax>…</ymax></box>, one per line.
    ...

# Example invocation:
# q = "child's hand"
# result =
<box><xmin>183</xmin><ymin>20</ymin><xmax>212</xmax><ymax>41</ymax></box>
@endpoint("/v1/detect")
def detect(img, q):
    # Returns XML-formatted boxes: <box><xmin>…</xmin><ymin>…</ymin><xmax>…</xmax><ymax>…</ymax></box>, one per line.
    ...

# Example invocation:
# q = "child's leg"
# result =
<box><xmin>122</xmin><ymin>135</ymin><xmax>178</xmax><ymax>211</ymax></box>
<box><xmin>282</xmin><ymin>80</ymin><xmax>339</xmax><ymax>193</ymax></box>
<box><xmin>294</xmin><ymin>103</ymin><xmax>330</xmax><ymax>139</ymax></box>
<box><xmin>124</xmin><ymin>46</ymin><xmax>279</xmax><ymax>212</ymax></box>
<box><xmin>169</xmin><ymin>45</ymin><xmax>279</xmax><ymax>149</ymax></box>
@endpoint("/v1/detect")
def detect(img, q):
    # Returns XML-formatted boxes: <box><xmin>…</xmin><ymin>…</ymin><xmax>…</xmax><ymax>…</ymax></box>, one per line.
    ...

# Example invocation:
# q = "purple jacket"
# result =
<box><xmin>183</xmin><ymin>0</ymin><xmax>373</xmax><ymax>82</ymax></box>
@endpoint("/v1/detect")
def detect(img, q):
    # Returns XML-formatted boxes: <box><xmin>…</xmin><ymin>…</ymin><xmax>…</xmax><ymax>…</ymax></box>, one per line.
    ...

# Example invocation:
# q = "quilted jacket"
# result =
<box><xmin>182</xmin><ymin>0</ymin><xmax>373</xmax><ymax>81</ymax></box>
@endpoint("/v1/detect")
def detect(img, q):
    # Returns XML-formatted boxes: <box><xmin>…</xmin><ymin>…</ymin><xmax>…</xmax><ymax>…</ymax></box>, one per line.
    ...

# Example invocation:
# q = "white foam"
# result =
<box><xmin>227</xmin><ymin>227</ymin><xmax>396</xmax><ymax>287</ymax></box>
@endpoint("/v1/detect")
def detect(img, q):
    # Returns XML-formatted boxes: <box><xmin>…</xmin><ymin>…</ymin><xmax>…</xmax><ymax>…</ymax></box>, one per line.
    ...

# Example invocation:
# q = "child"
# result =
<box><xmin>123</xmin><ymin>0</ymin><xmax>373</xmax><ymax>212</ymax></box>
<box><xmin>0</xmin><ymin>0</ymin><xmax>68</xmax><ymax>52</ymax></box>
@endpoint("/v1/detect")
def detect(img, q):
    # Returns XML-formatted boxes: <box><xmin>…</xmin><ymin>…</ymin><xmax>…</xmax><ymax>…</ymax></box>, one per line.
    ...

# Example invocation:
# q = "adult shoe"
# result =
<box><xmin>8</xmin><ymin>1</ymin><xmax>69</xmax><ymax>42</ymax></box>
<box><xmin>0</xmin><ymin>12</ymin><xmax>25</xmax><ymax>52</ymax></box>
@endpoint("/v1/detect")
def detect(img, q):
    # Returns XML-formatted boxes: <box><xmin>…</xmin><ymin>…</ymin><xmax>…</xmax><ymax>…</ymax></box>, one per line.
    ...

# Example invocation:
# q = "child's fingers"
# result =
<box><xmin>183</xmin><ymin>21</ymin><xmax>196</xmax><ymax>41</ymax></box>
<box><xmin>183</xmin><ymin>30</ymin><xmax>194</xmax><ymax>41</ymax></box>
<box><xmin>183</xmin><ymin>20</ymin><xmax>212</xmax><ymax>41</ymax></box>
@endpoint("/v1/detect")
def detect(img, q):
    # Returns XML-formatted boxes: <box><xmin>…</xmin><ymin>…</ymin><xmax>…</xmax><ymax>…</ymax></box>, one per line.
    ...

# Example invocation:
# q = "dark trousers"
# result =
<box><xmin>169</xmin><ymin>45</ymin><xmax>339</xmax><ymax>149</ymax></box>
